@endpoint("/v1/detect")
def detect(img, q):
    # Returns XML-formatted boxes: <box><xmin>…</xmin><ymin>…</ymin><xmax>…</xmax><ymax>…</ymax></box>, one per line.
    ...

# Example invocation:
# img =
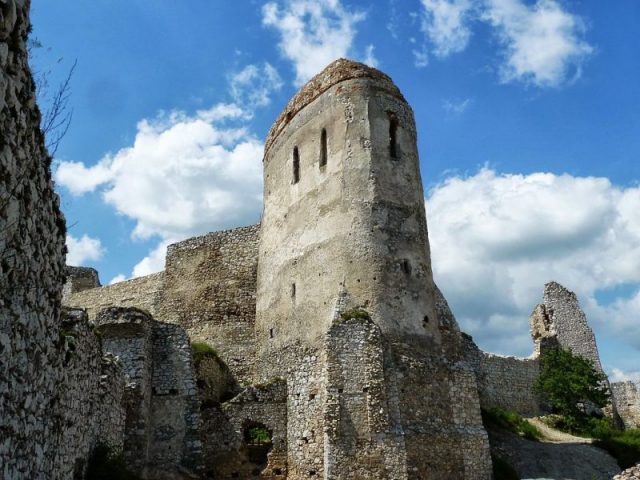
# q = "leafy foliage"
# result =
<box><xmin>534</xmin><ymin>347</ymin><xmax>609</xmax><ymax>426</ymax></box>
<box><xmin>245</xmin><ymin>426</ymin><xmax>272</xmax><ymax>444</ymax></box>
<box><xmin>481</xmin><ymin>407</ymin><xmax>541</xmax><ymax>441</ymax></box>
<box><xmin>85</xmin><ymin>443</ymin><xmax>139</xmax><ymax>480</ymax></box>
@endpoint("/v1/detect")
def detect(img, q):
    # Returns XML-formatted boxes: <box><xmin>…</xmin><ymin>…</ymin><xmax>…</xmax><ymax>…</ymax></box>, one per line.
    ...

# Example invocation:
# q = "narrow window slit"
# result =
<box><xmin>320</xmin><ymin>128</ymin><xmax>327</xmax><ymax>167</ymax></box>
<box><xmin>293</xmin><ymin>146</ymin><xmax>300</xmax><ymax>184</ymax></box>
<box><xmin>388</xmin><ymin>112</ymin><xmax>399</xmax><ymax>159</ymax></box>
<box><xmin>291</xmin><ymin>283</ymin><xmax>296</xmax><ymax>298</ymax></box>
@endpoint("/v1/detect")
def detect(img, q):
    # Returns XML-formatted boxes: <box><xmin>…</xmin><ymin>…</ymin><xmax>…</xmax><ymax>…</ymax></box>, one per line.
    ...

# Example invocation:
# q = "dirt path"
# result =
<box><xmin>489</xmin><ymin>419</ymin><xmax>621</xmax><ymax>479</ymax></box>
<box><xmin>527</xmin><ymin>418</ymin><xmax>593</xmax><ymax>444</ymax></box>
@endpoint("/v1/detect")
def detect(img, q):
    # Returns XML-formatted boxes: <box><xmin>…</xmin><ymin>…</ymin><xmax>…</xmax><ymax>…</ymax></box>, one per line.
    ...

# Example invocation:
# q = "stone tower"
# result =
<box><xmin>255</xmin><ymin>59</ymin><xmax>491</xmax><ymax>479</ymax></box>
<box><xmin>257</xmin><ymin>58</ymin><xmax>439</xmax><ymax>350</ymax></box>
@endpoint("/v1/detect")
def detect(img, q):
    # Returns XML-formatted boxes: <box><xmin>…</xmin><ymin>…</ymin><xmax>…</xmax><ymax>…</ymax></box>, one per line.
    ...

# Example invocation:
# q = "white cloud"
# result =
<box><xmin>132</xmin><ymin>240</ymin><xmax>172</xmax><ymax>278</ymax></box>
<box><xmin>443</xmin><ymin>98</ymin><xmax>472</xmax><ymax>114</ymax></box>
<box><xmin>427</xmin><ymin>168</ymin><xmax>640</xmax><ymax>355</ymax></box>
<box><xmin>109</xmin><ymin>274</ymin><xmax>126</xmax><ymax>285</ymax></box>
<box><xmin>609</xmin><ymin>368</ymin><xmax>640</xmax><ymax>384</ymax></box>
<box><xmin>56</xmin><ymin>99</ymin><xmax>264</xmax><ymax>279</ymax></box>
<box><xmin>229</xmin><ymin>62</ymin><xmax>283</xmax><ymax>108</ymax></box>
<box><xmin>419</xmin><ymin>0</ymin><xmax>473</xmax><ymax>58</ymax></box>
<box><xmin>262</xmin><ymin>0</ymin><xmax>371</xmax><ymax>86</ymax></box>
<box><xmin>482</xmin><ymin>0</ymin><xmax>593</xmax><ymax>87</ymax></box>
<box><xmin>66</xmin><ymin>234</ymin><xmax>104</xmax><ymax>266</ymax></box>
<box><xmin>56</xmin><ymin>104</ymin><xmax>263</xmax><ymax>242</ymax></box>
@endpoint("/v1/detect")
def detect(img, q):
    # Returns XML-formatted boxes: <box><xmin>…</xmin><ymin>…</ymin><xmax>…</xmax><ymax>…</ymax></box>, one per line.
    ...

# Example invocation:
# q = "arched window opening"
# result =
<box><xmin>293</xmin><ymin>146</ymin><xmax>300</xmax><ymax>184</ymax></box>
<box><xmin>320</xmin><ymin>129</ymin><xmax>327</xmax><ymax>167</ymax></box>
<box><xmin>388</xmin><ymin>112</ymin><xmax>399</xmax><ymax>159</ymax></box>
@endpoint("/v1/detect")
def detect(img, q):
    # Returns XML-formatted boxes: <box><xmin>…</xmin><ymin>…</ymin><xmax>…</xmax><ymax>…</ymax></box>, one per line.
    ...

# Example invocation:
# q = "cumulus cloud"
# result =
<box><xmin>609</xmin><ymin>368</ymin><xmax>640</xmax><ymax>384</ymax></box>
<box><xmin>56</xmin><ymin>99</ymin><xmax>264</xmax><ymax>278</ymax></box>
<box><xmin>109</xmin><ymin>274</ymin><xmax>126</xmax><ymax>285</ymax></box>
<box><xmin>427</xmin><ymin>168</ymin><xmax>640</xmax><ymax>355</ymax></box>
<box><xmin>414</xmin><ymin>0</ymin><xmax>592</xmax><ymax>88</ymax></box>
<box><xmin>262</xmin><ymin>0</ymin><xmax>373</xmax><ymax>86</ymax></box>
<box><xmin>229</xmin><ymin>62</ymin><xmax>283</xmax><ymax>107</ymax></box>
<box><xmin>66</xmin><ymin>234</ymin><xmax>104</xmax><ymax>266</ymax></box>
<box><xmin>132</xmin><ymin>240</ymin><xmax>173</xmax><ymax>278</ymax></box>
<box><xmin>482</xmin><ymin>0</ymin><xmax>593</xmax><ymax>87</ymax></box>
<box><xmin>56</xmin><ymin>104</ymin><xmax>262</xmax><ymax>242</ymax></box>
<box><xmin>419</xmin><ymin>0</ymin><xmax>473</xmax><ymax>59</ymax></box>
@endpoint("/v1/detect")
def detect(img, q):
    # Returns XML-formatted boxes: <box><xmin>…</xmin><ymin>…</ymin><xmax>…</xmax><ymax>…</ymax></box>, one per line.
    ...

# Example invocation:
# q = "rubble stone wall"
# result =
<box><xmin>161</xmin><ymin>224</ymin><xmax>260</xmax><ymax>384</ymax></box>
<box><xmin>0</xmin><ymin>1</ymin><xmax>127</xmax><ymax>478</ymax></box>
<box><xmin>96</xmin><ymin>307</ymin><xmax>203</xmax><ymax>477</ymax></box>
<box><xmin>66</xmin><ymin>271</ymin><xmax>165</xmax><ymax>320</ymax></box>
<box><xmin>462</xmin><ymin>335</ymin><xmax>542</xmax><ymax>416</ymax></box>
<box><xmin>612</xmin><ymin>381</ymin><xmax>640</xmax><ymax>429</ymax></box>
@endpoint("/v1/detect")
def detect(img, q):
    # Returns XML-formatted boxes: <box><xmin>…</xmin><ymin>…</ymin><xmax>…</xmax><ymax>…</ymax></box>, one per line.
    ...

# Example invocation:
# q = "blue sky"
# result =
<box><xmin>32</xmin><ymin>0</ymin><xmax>640</xmax><ymax>380</ymax></box>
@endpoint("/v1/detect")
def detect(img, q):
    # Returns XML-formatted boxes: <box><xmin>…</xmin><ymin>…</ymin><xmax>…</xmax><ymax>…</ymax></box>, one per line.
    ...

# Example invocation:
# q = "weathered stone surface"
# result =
<box><xmin>612</xmin><ymin>381</ymin><xmax>640</xmax><ymax>429</ymax></box>
<box><xmin>0</xmin><ymin>1</ymin><xmax>126</xmax><ymax>477</ymax></box>
<box><xmin>615</xmin><ymin>462</ymin><xmax>640</xmax><ymax>479</ymax></box>
<box><xmin>61</xmin><ymin>265</ymin><xmax>101</xmax><ymax>303</ymax></box>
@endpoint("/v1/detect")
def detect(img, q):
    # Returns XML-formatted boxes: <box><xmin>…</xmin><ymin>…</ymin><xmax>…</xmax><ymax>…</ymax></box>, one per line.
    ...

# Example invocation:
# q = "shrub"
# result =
<box><xmin>85</xmin><ymin>443</ymin><xmax>139</xmax><ymax>480</ymax></box>
<box><xmin>245</xmin><ymin>426</ymin><xmax>272</xmax><ymax>444</ymax></box>
<box><xmin>534</xmin><ymin>347</ymin><xmax>609</xmax><ymax>427</ymax></box>
<box><xmin>481</xmin><ymin>407</ymin><xmax>541</xmax><ymax>441</ymax></box>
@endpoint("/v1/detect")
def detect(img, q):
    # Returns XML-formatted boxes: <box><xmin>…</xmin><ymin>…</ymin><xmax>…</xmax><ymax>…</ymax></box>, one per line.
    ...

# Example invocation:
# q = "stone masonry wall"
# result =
<box><xmin>611</xmin><ymin>381</ymin><xmax>640</xmax><ymax>429</ymax></box>
<box><xmin>96</xmin><ymin>307</ymin><xmax>203</xmax><ymax>478</ymax></box>
<box><xmin>66</xmin><ymin>271</ymin><xmax>165</xmax><ymax>320</ymax></box>
<box><xmin>1</xmin><ymin>1</ymin><xmax>128</xmax><ymax>478</ymax></box>
<box><xmin>161</xmin><ymin>224</ymin><xmax>259</xmax><ymax>384</ymax></box>
<box><xmin>462</xmin><ymin>332</ymin><xmax>542</xmax><ymax>416</ymax></box>
<box><xmin>201</xmin><ymin>379</ymin><xmax>288</xmax><ymax>479</ymax></box>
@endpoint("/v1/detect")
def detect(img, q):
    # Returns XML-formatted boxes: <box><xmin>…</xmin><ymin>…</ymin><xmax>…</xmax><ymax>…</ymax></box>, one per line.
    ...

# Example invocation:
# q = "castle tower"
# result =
<box><xmin>256</xmin><ymin>59</ymin><xmax>440</xmax><ymax>350</ymax></box>
<box><xmin>255</xmin><ymin>60</ymin><xmax>491</xmax><ymax>479</ymax></box>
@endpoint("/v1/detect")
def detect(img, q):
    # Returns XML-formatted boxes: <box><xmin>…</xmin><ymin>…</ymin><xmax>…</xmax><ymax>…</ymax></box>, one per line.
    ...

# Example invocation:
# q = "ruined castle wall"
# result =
<box><xmin>66</xmin><ymin>271</ymin><xmax>165</xmax><ymax>320</ymax></box>
<box><xmin>56</xmin><ymin>310</ymin><xmax>128</xmax><ymax>476</ymax></box>
<box><xmin>161</xmin><ymin>224</ymin><xmax>259</xmax><ymax>384</ymax></box>
<box><xmin>96</xmin><ymin>307</ymin><xmax>203</xmax><ymax>477</ymax></box>
<box><xmin>202</xmin><ymin>380</ymin><xmax>288</xmax><ymax>479</ymax></box>
<box><xmin>324</xmin><ymin>317</ymin><xmax>407</xmax><ymax>479</ymax></box>
<box><xmin>611</xmin><ymin>381</ymin><xmax>640</xmax><ymax>429</ymax></box>
<box><xmin>388</xmin><ymin>339</ymin><xmax>492</xmax><ymax>479</ymax></box>
<box><xmin>0</xmin><ymin>2</ymin><xmax>128</xmax><ymax>477</ymax></box>
<box><xmin>62</xmin><ymin>265</ymin><xmax>101</xmax><ymax>303</ymax></box>
<box><xmin>462</xmin><ymin>335</ymin><xmax>542</xmax><ymax>416</ymax></box>
<box><xmin>541</xmin><ymin>281</ymin><xmax>604</xmax><ymax>372</ymax></box>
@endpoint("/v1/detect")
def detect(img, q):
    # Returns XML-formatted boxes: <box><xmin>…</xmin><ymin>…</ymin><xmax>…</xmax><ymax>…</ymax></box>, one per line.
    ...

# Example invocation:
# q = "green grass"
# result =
<box><xmin>482</xmin><ymin>407</ymin><xmax>541</xmax><ymax>441</ymax></box>
<box><xmin>491</xmin><ymin>454</ymin><xmax>519</xmax><ymax>480</ymax></box>
<box><xmin>340</xmin><ymin>308</ymin><xmax>371</xmax><ymax>321</ymax></box>
<box><xmin>542</xmin><ymin>415</ymin><xmax>640</xmax><ymax>469</ymax></box>
<box><xmin>191</xmin><ymin>341</ymin><xmax>219</xmax><ymax>368</ymax></box>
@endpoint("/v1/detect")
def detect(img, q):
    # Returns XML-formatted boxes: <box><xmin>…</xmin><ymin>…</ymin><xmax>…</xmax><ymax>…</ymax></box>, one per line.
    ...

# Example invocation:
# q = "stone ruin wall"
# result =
<box><xmin>611</xmin><ymin>381</ymin><xmax>640</xmax><ymax>429</ymax></box>
<box><xmin>66</xmin><ymin>224</ymin><xmax>260</xmax><ymax>385</ymax></box>
<box><xmin>0</xmin><ymin>1</ymin><xmax>129</xmax><ymax>477</ymax></box>
<box><xmin>95</xmin><ymin>307</ymin><xmax>204</xmax><ymax>478</ymax></box>
<box><xmin>162</xmin><ymin>224</ymin><xmax>259</xmax><ymax>384</ymax></box>
<box><xmin>462</xmin><ymin>334</ymin><xmax>542</xmax><ymax>416</ymax></box>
